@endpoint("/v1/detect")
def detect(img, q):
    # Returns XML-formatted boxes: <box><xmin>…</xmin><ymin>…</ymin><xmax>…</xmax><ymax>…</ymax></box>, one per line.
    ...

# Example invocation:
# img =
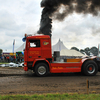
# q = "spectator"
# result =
<box><xmin>6</xmin><ymin>56</ymin><xmax>10</xmax><ymax>62</ymax></box>
<box><xmin>13</xmin><ymin>56</ymin><xmax>16</xmax><ymax>63</ymax></box>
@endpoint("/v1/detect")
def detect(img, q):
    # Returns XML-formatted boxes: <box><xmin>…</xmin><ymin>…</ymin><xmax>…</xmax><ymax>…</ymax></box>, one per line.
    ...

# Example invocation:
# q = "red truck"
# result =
<box><xmin>24</xmin><ymin>34</ymin><xmax>100</xmax><ymax>76</ymax></box>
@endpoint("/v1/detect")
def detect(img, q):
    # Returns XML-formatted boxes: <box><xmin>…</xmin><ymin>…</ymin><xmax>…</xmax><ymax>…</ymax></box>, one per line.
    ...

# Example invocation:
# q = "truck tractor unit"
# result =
<box><xmin>24</xmin><ymin>34</ymin><xmax>100</xmax><ymax>76</ymax></box>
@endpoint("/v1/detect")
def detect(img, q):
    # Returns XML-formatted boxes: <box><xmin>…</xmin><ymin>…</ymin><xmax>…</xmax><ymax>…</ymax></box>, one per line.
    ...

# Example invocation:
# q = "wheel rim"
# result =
<box><xmin>38</xmin><ymin>66</ymin><xmax>46</xmax><ymax>75</ymax></box>
<box><xmin>87</xmin><ymin>64</ymin><xmax>95</xmax><ymax>74</ymax></box>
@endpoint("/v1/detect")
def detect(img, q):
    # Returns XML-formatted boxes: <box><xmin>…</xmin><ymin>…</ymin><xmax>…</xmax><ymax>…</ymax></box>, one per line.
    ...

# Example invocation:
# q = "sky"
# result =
<box><xmin>0</xmin><ymin>0</ymin><xmax>100</xmax><ymax>52</ymax></box>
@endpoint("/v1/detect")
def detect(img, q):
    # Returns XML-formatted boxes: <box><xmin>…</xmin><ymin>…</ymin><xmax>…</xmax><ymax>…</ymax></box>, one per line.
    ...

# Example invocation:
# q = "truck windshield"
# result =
<box><xmin>29</xmin><ymin>40</ymin><xmax>40</xmax><ymax>48</ymax></box>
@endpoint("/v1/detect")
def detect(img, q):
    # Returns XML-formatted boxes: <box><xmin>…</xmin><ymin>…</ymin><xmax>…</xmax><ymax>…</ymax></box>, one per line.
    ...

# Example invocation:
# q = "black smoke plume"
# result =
<box><xmin>38</xmin><ymin>0</ymin><xmax>100</xmax><ymax>37</ymax></box>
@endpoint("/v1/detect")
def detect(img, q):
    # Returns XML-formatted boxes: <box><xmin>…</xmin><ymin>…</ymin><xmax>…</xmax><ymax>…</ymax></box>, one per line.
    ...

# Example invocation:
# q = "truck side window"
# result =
<box><xmin>29</xmin><ymin>40</ymin><xmax>40</xmax><ymax>48</ymax></box>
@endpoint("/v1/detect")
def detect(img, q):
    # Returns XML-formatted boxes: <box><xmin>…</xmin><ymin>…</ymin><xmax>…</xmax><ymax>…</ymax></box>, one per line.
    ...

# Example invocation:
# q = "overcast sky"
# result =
<box><xmin>0</xmin><ymin>0</ymin><xmax>100</xmax><ymax>52</ymax></box>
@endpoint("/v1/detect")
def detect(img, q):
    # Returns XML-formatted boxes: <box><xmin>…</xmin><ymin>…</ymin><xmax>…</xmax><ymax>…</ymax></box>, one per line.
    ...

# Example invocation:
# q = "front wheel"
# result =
<box><xmin>82</xmin><ymin>60</ymin><xmax>98</xmax><ymax>76</ymax></box>
<box><xmin>35</xmin><ymin>63</ymin><xmax>48</xmax><ymax>76</ymax></box>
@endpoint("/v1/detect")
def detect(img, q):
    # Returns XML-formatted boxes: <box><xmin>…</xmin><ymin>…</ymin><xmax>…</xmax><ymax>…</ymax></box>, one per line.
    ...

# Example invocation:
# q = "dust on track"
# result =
<box><xmin>0</xmin><ymin>67</ymin><xmax>100</xmax><ymax>95</ymax></box>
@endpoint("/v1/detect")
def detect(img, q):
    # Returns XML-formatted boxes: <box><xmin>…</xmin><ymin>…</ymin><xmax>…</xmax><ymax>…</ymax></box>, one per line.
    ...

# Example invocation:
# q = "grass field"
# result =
<box><xmin>0</xmin><ymin>62</ymin><xmax>9</xmax><ymax>64</ymax></box>
<box><xmin>0</xmin><ymin>93</ymin><xmax>100</xmax><ymax>100</ymax></box>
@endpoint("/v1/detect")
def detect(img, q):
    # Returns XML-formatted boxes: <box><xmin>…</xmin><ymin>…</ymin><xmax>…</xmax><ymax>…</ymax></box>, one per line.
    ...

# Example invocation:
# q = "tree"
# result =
<box><xmin>0</xmin><ymin>49</ymin><xmax>3</xmax><ymax>57</ymax></box>
<box><xmin>80</xmin><ymin>49</ymin><xmax>85</xmax><ymax>55</ymax></box>
<box><xmin>71</xmin><ymin>47</ymin><xmax>79</xmax><ymax>51</ymax></box>
<box><xmin>90</xmin><ymin>47</ymin><xmax>98</xmax><ymax>56</ymax></box>
<box><xmin>84</xmin><ymin>47</ymin><xmax>90</xmax><ymax>56</ymax></box>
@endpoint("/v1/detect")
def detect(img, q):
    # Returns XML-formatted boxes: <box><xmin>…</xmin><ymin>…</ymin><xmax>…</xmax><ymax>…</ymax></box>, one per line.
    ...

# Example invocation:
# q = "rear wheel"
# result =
<box><xmin>82</xmin><ymin>60</ymin><xmax>98</xmax><ymax>76</ymax></box>
<box><xmin>35</xmin><ymin>63</ymin><xmax>48</xmax><ymax>76</ymax></box>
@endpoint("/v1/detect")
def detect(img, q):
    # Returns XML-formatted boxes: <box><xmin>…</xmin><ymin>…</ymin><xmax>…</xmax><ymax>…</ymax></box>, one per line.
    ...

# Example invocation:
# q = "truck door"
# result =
<box><xmin>41</xmin><ymin>38</ymin><xmax>52</xmax><ymax>58</ymax></box>
<box><xmin>27</xmin><ymin>39</ymin><xmax>41</xmax><ymax>61</ymax></box>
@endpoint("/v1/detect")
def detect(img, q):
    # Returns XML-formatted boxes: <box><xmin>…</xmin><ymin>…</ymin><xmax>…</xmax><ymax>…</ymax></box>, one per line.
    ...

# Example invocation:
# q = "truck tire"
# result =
<box><xmin>35</xmin><ymin>63</ymin><xmax>48</xmax><ymax>76</ymax></box>
<box><xmin>82</xmin><ymin>60</ymin><xmax>98</xmax><ymax>76</ymax></box>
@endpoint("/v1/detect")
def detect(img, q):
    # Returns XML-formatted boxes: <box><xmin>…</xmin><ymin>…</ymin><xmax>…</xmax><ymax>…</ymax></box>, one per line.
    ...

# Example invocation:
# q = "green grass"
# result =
<box><xmin>0</xmin><ymin>93</ymin><xmax>100</xmax><ymax>100</ymax></box>
<box><xmin>0</xmin><ymin>62</ymin><xmax>9</xmax><ymax>64</ymax></box>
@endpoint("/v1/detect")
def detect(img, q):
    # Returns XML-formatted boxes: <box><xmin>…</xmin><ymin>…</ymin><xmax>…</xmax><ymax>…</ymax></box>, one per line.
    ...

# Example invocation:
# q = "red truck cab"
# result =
<box><xmin>24</xmin><ymin>35</ymin><xmax>100</xmax><ymax>76</ymax></box>
<box><xmin>24</xmin><ymin>35</ymin><xmax>52</xmax><ymax>70</ymax></box>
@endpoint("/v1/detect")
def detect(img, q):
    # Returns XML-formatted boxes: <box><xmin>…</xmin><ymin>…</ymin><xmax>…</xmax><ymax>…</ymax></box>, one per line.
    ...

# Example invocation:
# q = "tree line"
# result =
<box><xmin>71</xmin><ymin>47</ymin><xmax>98</xmax><ymax>56</ymax></box>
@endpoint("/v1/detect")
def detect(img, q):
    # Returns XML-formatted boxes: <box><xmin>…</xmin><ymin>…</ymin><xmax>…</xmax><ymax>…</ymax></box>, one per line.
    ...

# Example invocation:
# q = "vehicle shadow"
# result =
<box><xmin>24</xmin><ymin>72</ymin><xmax>84</xmax><ymax>77</ymax></box>
<box><xmin>24</xmin><ymin>71</ymin><xmax>100</xmax><ymax>77</ymax></box>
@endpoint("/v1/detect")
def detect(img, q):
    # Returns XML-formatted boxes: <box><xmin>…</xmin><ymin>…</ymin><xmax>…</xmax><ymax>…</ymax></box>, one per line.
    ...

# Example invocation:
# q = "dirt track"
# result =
<box><xmin>0</xmin><ymin>67</ymin><xmax>100</xmax><ymax>95</ymax></box>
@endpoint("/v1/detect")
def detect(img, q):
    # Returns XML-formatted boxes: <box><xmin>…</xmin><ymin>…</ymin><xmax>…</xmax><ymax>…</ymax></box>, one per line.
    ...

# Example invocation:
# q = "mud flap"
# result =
<box><xmin>24</xmin><ymin>66</ymin><xmax>28</xmax><ymax>71</ymax></box>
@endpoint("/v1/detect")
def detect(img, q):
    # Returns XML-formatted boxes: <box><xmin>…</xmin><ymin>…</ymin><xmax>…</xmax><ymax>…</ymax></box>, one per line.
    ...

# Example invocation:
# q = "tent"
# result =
<box><xmin>15</xmin><ymin>43</ymin><xmax>25</xmax><ymax>52</ymax></box>
<box><xmin>52</xmin><ymin>39</ymin><xmax>68</xmax><ymax>53</ymax></box>
<box><xmin>60</xmin><ymin>49</ymin><xmax>85</xmax><ymax>57</ymax></box>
